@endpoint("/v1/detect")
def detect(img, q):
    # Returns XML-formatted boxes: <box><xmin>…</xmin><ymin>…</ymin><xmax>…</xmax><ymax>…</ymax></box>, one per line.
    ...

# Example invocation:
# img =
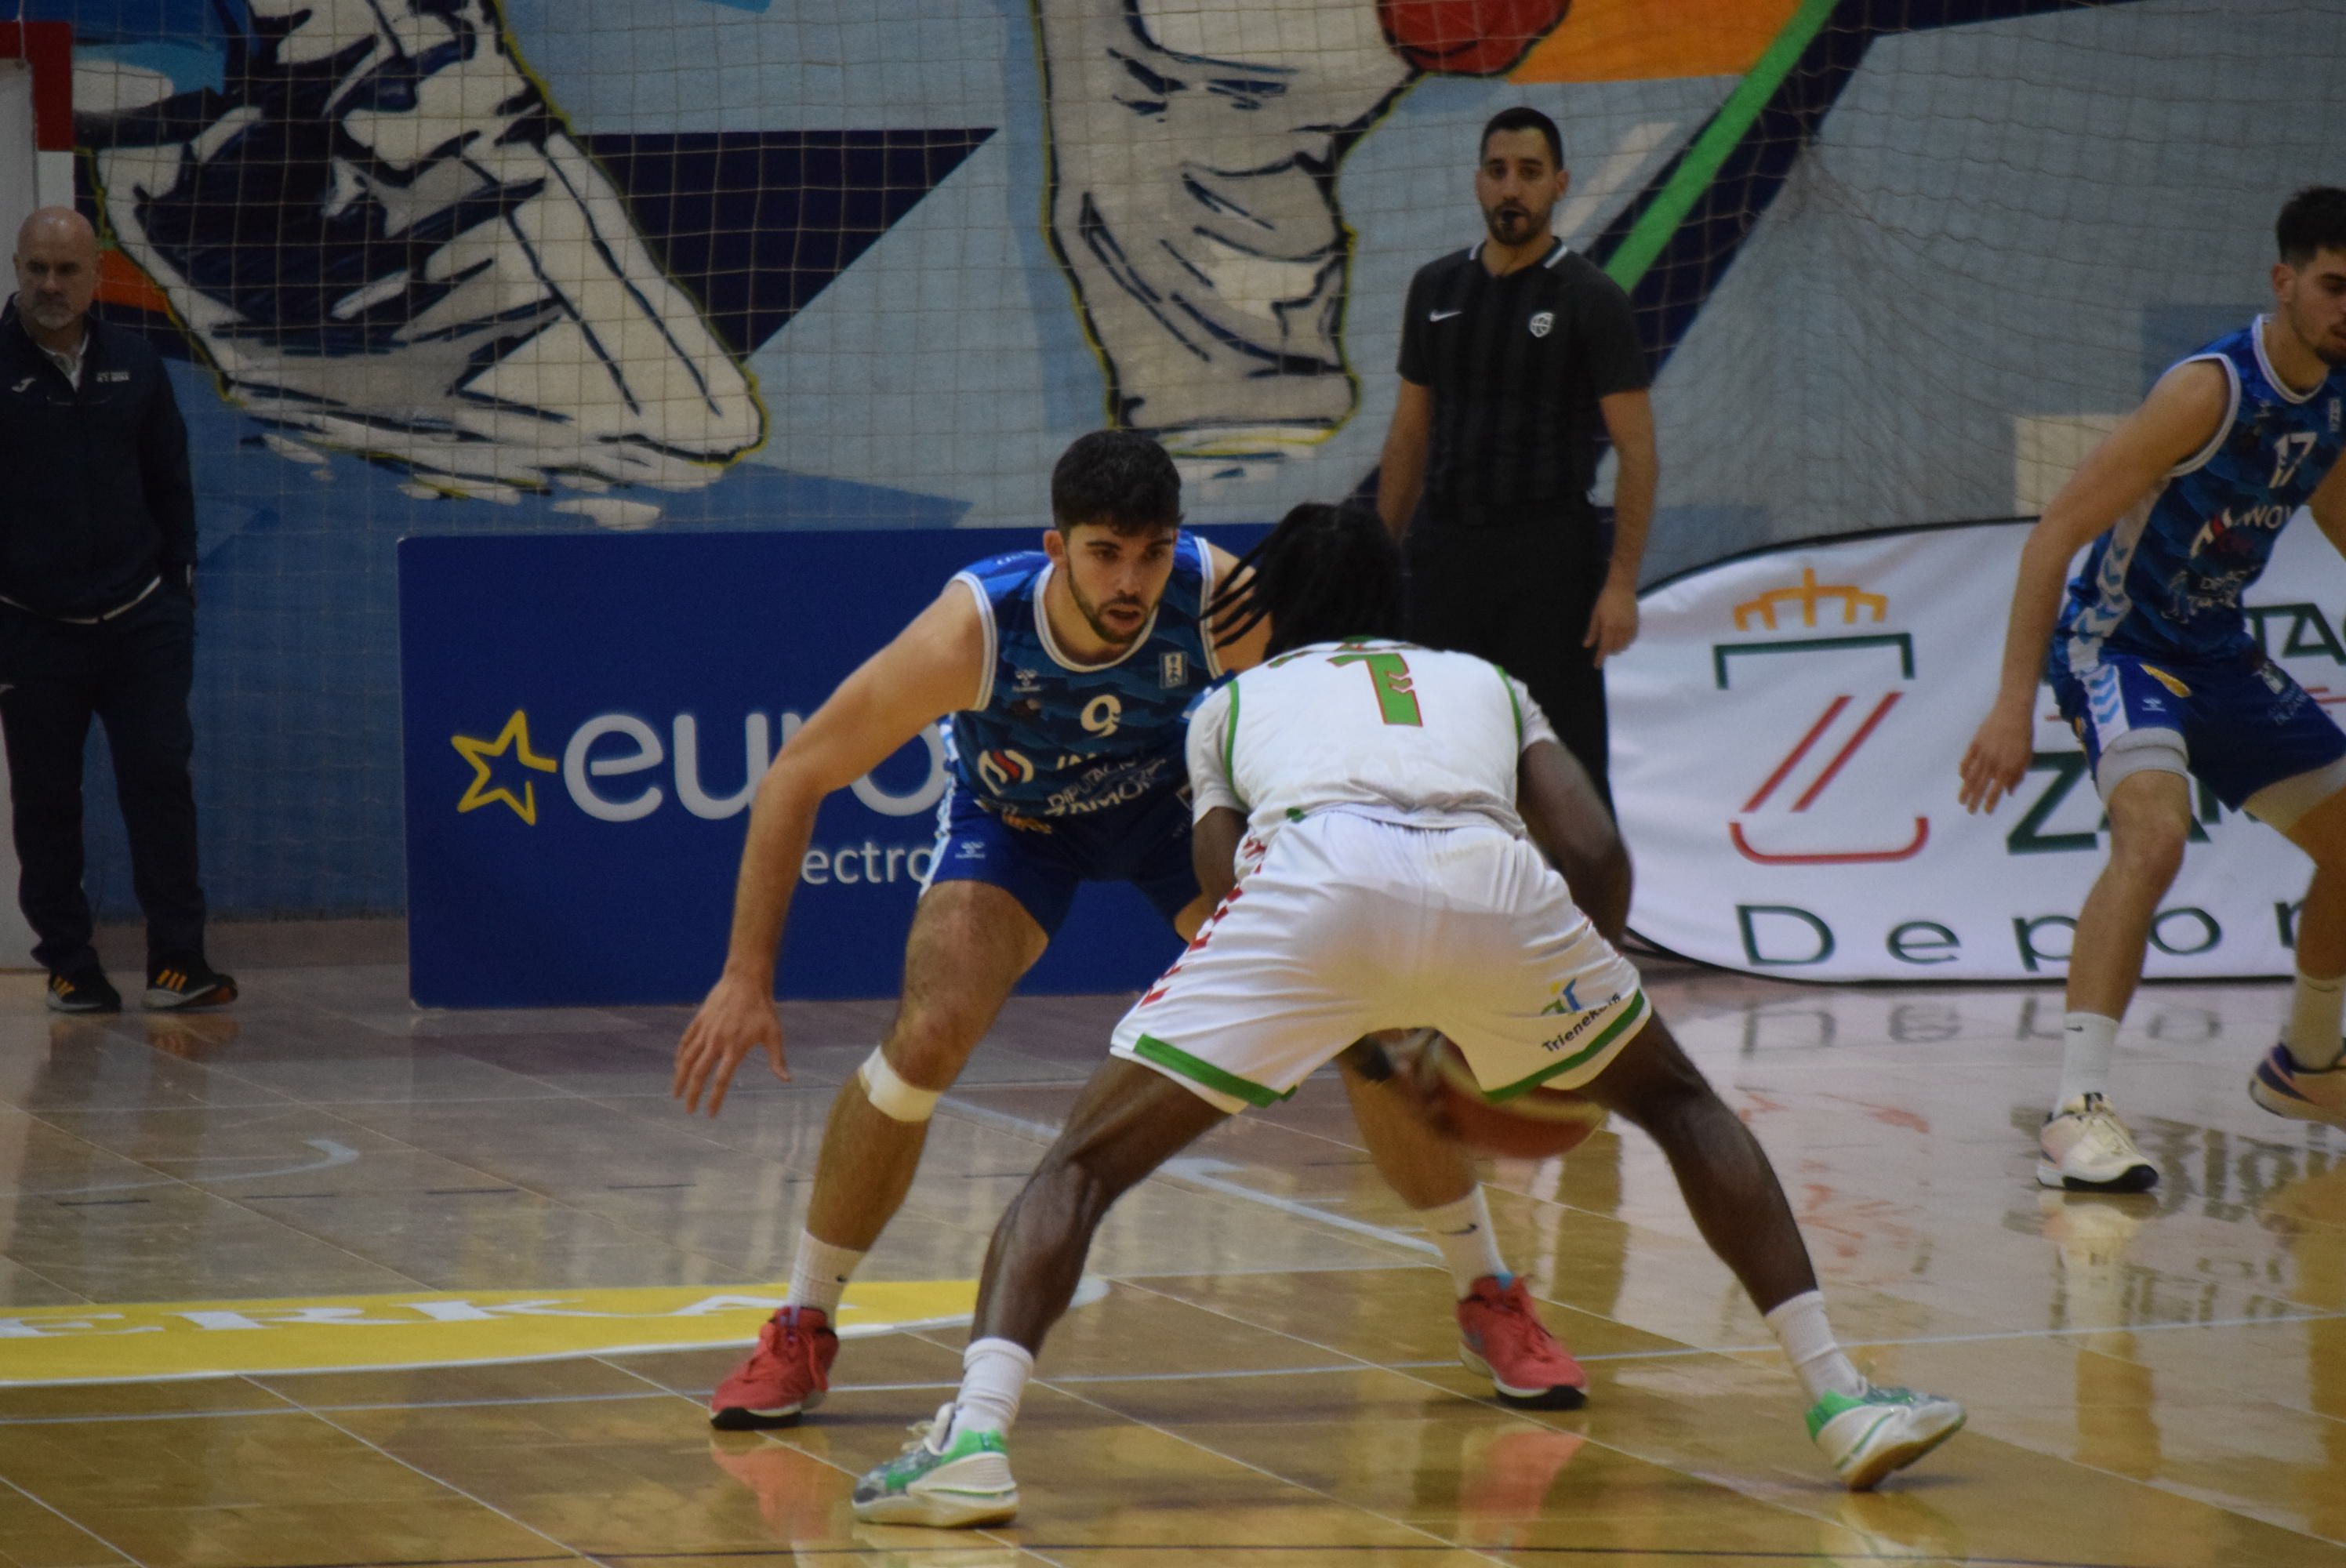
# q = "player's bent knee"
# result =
<box><xmin>876</xmin><ymin>1013</ymin><xmax>987</xmax><ymax>1100</ymax></box>
<box><xmin>1583</xmin><ymin>1018</ymin><xmax>1712</xmax><ymax>1132</ymax></box>
<box><xmin>858</xmin><ymin>1047</ymin><xmax>944</xmax><ymax>1123</ymax></box>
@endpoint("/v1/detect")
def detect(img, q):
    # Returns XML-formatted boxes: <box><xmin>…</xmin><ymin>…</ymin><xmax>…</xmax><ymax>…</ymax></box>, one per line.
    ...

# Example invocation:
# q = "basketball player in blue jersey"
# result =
<box><xmin>672</xmin><ymin>431</ymin><xmax>1589</xmax><ymax>1427</ymax></box>
<box><xmin>1960</xmin><ymin>187</ymin><xmax>2346</xmax><ymax>1192</ymax></box>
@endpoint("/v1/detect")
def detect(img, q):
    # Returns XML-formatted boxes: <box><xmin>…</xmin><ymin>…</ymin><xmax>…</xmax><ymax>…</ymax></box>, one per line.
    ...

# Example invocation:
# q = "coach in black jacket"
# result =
<box><xmin>0</xmin><ymin>208</ymin><xmax>233</xmax><ymax>1013</ymax></box>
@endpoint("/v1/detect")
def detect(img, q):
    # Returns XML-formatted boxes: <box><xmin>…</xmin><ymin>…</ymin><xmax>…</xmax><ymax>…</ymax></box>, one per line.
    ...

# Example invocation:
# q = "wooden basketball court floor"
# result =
<box><xmin>5</xmin><ymin>947</ymin><xmax>2346</xmax><ymax>1567</ymax></box>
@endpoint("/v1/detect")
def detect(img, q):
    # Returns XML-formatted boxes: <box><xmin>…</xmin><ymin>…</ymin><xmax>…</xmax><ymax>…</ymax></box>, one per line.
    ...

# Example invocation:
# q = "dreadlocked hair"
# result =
<box><xmin>1210</xmin><ymin>503</ymin><xmax>1405</xmax><ymax>658</ymax></box>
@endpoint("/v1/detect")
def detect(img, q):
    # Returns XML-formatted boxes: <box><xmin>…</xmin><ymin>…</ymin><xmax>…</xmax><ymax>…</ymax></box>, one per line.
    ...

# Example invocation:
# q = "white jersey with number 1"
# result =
<box><xmin>1182</xmin><ymin>639</ymin><xmax>1557</xmax><ymax>849</ymax></box>
<box><xmin>1104</xmin><ymin>638</ymin><xmax>1648</xmax><ymax>1116</ymax></box>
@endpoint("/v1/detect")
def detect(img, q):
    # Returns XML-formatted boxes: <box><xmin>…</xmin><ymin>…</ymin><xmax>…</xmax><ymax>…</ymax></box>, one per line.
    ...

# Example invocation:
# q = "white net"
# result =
<box><xmin>19</xmin><ymin>0</ymin><xmax>2344</xmax><ymax>917</ymax></box>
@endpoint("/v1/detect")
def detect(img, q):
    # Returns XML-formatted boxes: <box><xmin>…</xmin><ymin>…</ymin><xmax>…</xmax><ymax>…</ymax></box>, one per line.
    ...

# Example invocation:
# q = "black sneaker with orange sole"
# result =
<box><xmin>145</xmin><ymin>958</ymin><xmax>237</xmax><ymax>1011</ymax></box>
<box><xmin>47</xmin><ymin>966</ymin><xmax>122</xmax><ymax>1014</ymax></box>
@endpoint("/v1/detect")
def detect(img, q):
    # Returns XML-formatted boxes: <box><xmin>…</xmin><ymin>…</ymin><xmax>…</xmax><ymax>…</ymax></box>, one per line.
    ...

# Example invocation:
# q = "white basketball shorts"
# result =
<box><xmin>1108</xmin><ymin>808</ymin><xmax>1650</xmax><ymax>1114</ymax></box>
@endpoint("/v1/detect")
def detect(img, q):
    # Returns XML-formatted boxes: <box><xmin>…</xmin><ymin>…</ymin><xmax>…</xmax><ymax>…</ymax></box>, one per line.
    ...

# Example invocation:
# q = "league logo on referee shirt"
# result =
<box><xmin>1528</xmin><ymin>311</ymin><xmax>1555</xmax><ymax>339</ymax></box>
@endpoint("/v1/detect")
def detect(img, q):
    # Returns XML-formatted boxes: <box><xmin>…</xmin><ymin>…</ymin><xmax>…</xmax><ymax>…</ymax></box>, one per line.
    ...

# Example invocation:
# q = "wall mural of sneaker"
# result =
<box><xmin>78</xmin><ymin>0</ymin><xmax>764</xmax><ymax>510</ymax></box>
<box><xmin>1031</xmin><ymin>0</ymin><xmax>1564</xmax><ymax>458</ymax></box>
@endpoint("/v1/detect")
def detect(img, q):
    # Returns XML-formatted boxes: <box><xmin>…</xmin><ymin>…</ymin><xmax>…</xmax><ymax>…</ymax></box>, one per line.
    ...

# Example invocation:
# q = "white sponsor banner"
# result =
<box><xmin>1612</xmin><ymin>519</ymin><xmax>2346</xmax><ymax>980</ymax></box>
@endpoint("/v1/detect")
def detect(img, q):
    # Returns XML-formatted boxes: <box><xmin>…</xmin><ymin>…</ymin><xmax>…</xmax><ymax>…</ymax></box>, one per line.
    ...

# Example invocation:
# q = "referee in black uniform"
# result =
<box><xmin>1376</xmin><ymin>107</ymin><xmax>1656</xmax><ymax>813</ymax></box>
<box><xmin>1</xmin><ymin>208</ymin><xmax>233</xmax><ymax>1014</ymax></box>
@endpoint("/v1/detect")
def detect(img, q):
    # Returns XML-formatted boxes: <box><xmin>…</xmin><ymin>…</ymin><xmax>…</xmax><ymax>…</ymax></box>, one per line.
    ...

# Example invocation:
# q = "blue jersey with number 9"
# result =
<box><xmin>943</xmin><ymin>535</ymin><xmax>1224</xmax><ymax>818</ymax></box>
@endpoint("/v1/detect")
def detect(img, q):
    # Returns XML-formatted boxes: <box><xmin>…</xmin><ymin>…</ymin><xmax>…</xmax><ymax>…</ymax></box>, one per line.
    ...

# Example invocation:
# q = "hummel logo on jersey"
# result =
<box><xmin>1429</xmin><ymin>309</ymin><xmax>1464</xmax><ymax>322</ymax></box>
<box><xmin>1011</xmin><ymin>668</ymin><xmax>1041</xmax><ymax>694</ymax></box>
<box><xmin>1528</xmin><ymin>310</ymin><xmax>1555</xmax><ymax>339</ymax></box>
<box><xmin>1160</xmin><ymin>652</ymin><xmax>1187</xmax><ymax>688</ymax></box>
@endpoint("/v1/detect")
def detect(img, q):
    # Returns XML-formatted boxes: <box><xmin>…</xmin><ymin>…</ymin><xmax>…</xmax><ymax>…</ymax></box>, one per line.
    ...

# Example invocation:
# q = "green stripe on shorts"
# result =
<box><xmin>1133</xmin><ymin>1034</ymin><xmax>1288</xmax><ymax>1109</ymax></box>
<box><xmin>1483</xmin><ymin>990</ymin><xmax>1651</xmax><ymax>1103</ymax></box>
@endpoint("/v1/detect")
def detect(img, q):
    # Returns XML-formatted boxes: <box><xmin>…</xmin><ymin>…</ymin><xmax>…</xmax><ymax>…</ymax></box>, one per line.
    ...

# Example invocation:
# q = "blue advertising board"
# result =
<box><xmin>398</xmin><ymin>528</ymin><xmax>1257</xmax><ymax>1007</ymax></box>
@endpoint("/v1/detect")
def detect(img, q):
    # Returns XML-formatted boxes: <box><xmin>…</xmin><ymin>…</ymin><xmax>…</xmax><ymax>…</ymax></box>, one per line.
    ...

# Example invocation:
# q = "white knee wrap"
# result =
<box><xmin>858</xmin><ymin>1047</ymin><xmax>942</xmax><ymax>1123</ymax></box>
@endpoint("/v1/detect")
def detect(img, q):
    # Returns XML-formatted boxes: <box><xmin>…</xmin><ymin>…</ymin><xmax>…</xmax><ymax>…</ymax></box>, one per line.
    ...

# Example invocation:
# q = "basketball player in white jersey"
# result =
<box><xmin>848</xmin><ymin>503</ymin><xmax>1966</xmax><ymax>1526</ymax></box>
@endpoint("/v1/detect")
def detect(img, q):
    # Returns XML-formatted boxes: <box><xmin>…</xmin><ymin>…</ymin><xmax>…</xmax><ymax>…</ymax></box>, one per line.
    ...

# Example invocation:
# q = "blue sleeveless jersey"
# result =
<box><xmin>944</xmin><ymin>534</ymin><xmax>1223</xmax><ymax>818</ymax></box>
<box><xmin>2057</xmin><ymin>318</ymin><xmax>2346</xmax><ymax>670</ymax></box>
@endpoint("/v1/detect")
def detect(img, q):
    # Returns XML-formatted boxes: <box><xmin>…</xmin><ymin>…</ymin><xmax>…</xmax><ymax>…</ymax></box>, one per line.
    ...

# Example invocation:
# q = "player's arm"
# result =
<box><xmin>1183</xmin><ymin>685</ymin><xmax>1247</xmax><ymax>906</ymax></box>
<box><xmin>1377</xmin><ymin>379</ymin><xmax>1434</xmax><ymax>541</ymax></box>
<box><xmin>1956</xmin><ymin>359</ymin><xmax>2234</xmax><ymax>814</ymax></box>
<box><xmin>1587</xmin><ymin>388</ymin><xmax>1656</xmax><ymax>664</ymax></box>
<box><xmin>1204</xmin><ymin>539</ymin><xmax>1273</xmax><ymax>673</ymax></box>
<box><xmin>674</xmin><ymin>587</ymin><xmax>985</xmax><ymax>1114</ymax></box>
<box><xmin>1518</xmin><ymin>738</ymin><xmax>1631</xmax><ymax>943</ymax></box>
<box><xmin>1192</xmin><ymin>808</ymin><xmax>1246</xmax><ymax>909</ymax></box>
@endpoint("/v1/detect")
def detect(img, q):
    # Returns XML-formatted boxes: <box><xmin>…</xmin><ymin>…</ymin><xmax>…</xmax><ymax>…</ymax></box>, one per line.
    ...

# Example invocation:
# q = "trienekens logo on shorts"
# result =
<box><xmin>1539</xmin><ymin>990</ymin><xmax>1627</xmax><ymax>1055</ymax></box>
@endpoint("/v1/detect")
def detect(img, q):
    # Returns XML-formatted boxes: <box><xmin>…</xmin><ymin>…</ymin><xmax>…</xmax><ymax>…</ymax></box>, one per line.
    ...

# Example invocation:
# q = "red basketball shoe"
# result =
<box><xmin>710</xmin><ymin>1305</ymin><xmax>838</xmax><ymax>1430</ymax></box>
<box><xmin>1457</xmin><ymin>1275</ymin><xmax>1588</xmax><ymax>1409</ymax></box>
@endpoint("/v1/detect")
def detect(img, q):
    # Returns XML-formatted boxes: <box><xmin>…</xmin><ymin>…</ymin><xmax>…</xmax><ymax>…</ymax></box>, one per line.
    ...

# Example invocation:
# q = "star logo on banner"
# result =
<box><xmin>451</xmin><ymin>710</ymin><xmax>559</xmax><ymax>824</ymax></box>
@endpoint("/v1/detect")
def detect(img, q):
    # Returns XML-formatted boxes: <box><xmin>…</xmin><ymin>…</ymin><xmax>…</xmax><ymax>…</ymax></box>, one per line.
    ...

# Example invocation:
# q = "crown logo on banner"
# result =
<box><xmin>1732</xmin><ymin>567</ymin><xmax>1889</xmax><ymax>630</ymax></box>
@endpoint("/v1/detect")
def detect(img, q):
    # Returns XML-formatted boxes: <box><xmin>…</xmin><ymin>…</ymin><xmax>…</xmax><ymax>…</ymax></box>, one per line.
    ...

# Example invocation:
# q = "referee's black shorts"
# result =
<box><xmin>1403</xmin><ymin>515</ymin><xmax>1614</xmax><ymax>815</ymax></box>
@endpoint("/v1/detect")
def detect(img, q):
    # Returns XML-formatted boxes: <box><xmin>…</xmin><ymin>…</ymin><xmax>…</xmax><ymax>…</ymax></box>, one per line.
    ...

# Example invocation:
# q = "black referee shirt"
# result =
<box><xmin>1397</xmin><ymin>238</ymin><xmax>1647</xmax><ymax>528</ymax></box>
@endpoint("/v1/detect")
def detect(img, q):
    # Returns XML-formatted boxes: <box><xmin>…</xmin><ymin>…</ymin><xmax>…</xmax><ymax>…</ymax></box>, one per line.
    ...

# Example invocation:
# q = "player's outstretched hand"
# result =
<box><xmin>674</xmin><ymin>971</ymin><xmax>790</xmax><ymax>1116</ymax></box>
<box><xmin>1957</xmin><ymin>702</ymin><xmax>2034</xmax><ymax>815</ymax></box>
<box><xmin>1583</xmin><ymin>581</ymin><xmax>1640</xmax><ymax>666</ymax></box>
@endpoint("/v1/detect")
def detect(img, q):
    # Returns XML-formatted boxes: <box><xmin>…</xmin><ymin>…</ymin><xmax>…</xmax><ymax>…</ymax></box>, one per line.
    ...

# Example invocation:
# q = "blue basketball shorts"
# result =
<box><xmin>2048</xmin><ymin>647</ymin><xmax>2346</xmax><ymax>828</ymax></box>
<box><xmin>924</xmin><ymin>782</ymin><xmax>1200</xmax><ymax>935</ymax></box>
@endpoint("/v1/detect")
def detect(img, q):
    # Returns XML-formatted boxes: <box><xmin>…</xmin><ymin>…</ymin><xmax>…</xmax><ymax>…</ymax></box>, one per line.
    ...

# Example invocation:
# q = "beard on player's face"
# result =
<box><xmin>2284</xmin><ymin>297</ymin><xmax>2346</xmax><ymax>367</ymax></box>
<box><xmin>1069</xmin><ymin>573</ymin><xmax>1156</xmax><ymax>646</ymax></box>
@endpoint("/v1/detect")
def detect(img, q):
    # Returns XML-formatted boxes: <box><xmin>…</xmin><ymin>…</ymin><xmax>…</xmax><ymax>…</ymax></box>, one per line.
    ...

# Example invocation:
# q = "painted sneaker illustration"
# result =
<box><xmin>78</xmin><ymin>0</ymin><xmax>761</xmax><ymax>513</ymax></box>
<box><xmin>1032</xmin><ymin>0</ymin><xmax>1565</xmax><ymax>456</ymax></box>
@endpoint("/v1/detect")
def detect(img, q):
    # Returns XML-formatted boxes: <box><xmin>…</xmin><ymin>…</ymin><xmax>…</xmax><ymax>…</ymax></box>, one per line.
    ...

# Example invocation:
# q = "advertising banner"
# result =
<box><xmin>400</xmin><ymin>529</ymin><xmax>1251</xmax><ymax>1007</ymax></box>
<box><xmin>1611</xmin><ymin>519</ymin><xmax>2346</xmax><ymax>981</ymax></box>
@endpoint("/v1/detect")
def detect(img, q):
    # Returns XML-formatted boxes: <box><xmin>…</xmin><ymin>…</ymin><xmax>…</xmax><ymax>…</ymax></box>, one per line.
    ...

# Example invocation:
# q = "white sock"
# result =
<box><xmin>954</xmin><ymin>1338</ymin><xmax>1034</xmax><ymax>1437</ymax></box>
<box><xmin>2056</xmin><ymin>1013</ymin><xmax>2119</xmax><ymax>1113</ymax></box>
<box><xmin>1416</xmin><ymin>1189</ymin><xmax>1508</xmax><ymax>1297</ymax></box>
<box><xmin>2286</xmin><ymin>973</ymin><xmax>2346</xmax><ymax>1070</ymax></box>
<box><xmin>1764</xmin><ymin>1290</ymin><xmax>1865</xmax><ymax>1403</ymax></box>
<box><xmin>786</xmin><ymin>1232</ymin><xmax>865</xmax><ymax>1319</ymax></box>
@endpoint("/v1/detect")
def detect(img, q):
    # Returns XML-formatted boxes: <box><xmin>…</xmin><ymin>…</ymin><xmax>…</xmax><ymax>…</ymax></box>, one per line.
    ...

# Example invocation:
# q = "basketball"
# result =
<box><xmin>1424</xmin><ymin>1035</ymin><xmax>1607</xmax><ymax>1160</ymax></box>
<box><xmin>1377</xmin><ymin>0</ymin><xmax>1571</xmax><ymax>77</ymax></box>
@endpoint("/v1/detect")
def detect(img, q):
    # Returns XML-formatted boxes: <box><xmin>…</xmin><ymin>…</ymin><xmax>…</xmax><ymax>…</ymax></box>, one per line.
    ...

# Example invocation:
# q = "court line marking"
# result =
<box><xmin>16</xmin><ymin>1305</ymin><xmax>2346</xmax><ymax>1417</ymax></box>
<box><xmin>0</xmin><ymin>1137</ymin><xmax>362</xmax><ymax>1199</ymax></box>
<box><xmin>0</xmin><ymin>1282</ymin><xmax>1109</xmax><ymax>1390</ymax></box>
<box><xmin>586</xmin><ymin>1550</ymin><xmax>2177</xmax><ymax>1566</ymax></box>
<box><xmin>4</xmin><ymin>1283</ymin><xmax>2328</xmax><ymax>1560</ymax></box>
<box><xmin>1085</xmin><ymin>1276</ymin><xmax>2299</xmax><ymax>1564</ymax></box>
<box><xmin>938</xmin><ymin>1093</ymin><xmax>1440</xmax><ymax>1257</ymax></box>
<box><xmin>1033</xmin><ymin>1374</ymin><xmax>1516</xmax><ymax>1568</ymax></box>
<box><xmin>23</xmin><ymin>1083</ymin><xmax>841</xmax><ymax>1306</ymax></box>
<box><xmin>582</xmin><ymin>1352</ymin><xmax>1049</xmax><ymax>1565</ymax></box>
<box><xmin>272</xmin><ymin>1389</ymin><xmax>585</xmax><ymax>1563</ymax></box>
<box><xmin>0</xmin><ymin>1468</ymin><xmax>151</xmax><ymax>1568</ymax></box>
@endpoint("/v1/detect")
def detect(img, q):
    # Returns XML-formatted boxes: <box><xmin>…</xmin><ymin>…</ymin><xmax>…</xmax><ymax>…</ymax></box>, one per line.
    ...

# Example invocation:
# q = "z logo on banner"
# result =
<box><xmin>1716</xmin><ymin>572</ymin><xmax>1928</xmax><ymax>866</ymax></box>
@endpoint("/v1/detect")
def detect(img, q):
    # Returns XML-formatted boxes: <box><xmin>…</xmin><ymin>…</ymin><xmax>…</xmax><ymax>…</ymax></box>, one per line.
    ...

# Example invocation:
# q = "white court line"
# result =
<box><xmin>938</xmin><ymin>1093</ymin><xmax>1440</xmax><ymax>1257</ymax></box>
<box><xmin>0</xmin><ymin>1469</ymin><xmax>152</xmax><ymax>1566</ymax></box>
<box><xmin>279</xmin><ymin>1396</ymin><xmax>583</xmax><ymax>1560</ymax></box>
<box><xmin>1</xmin><ymin>1138</ymin><xmax>361</xmax><ymax>1200</ymax></box>
<box><xmin>1040</xmin><ymin>1376</ymin><xmax>1515</xmax><ymax>1568</ymax></box>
